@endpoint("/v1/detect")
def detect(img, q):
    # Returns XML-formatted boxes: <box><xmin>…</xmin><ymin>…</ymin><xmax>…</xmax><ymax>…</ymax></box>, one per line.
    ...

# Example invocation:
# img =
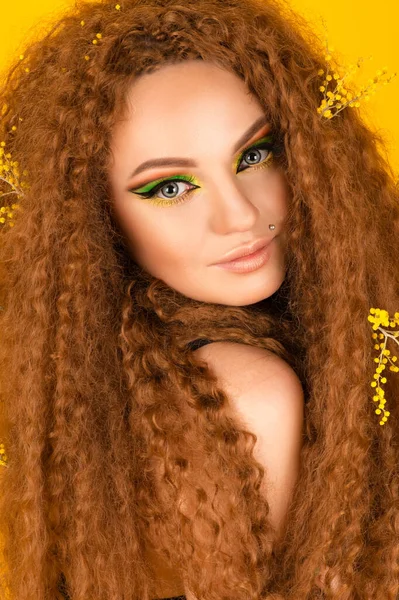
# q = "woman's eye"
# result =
<box><xmin>237</xmin><ymin>141</ymin><xmax>274</xmax><ymax>172</ymax></box>
<box><xmin>158</xmin><ymin>180</ymin><xmax>196</xmax><ymax>200</ymax></box>
<box><xmin>135</xmin><ymin>178</ymin><xmax>199</xmax><ymax>202</ymax></box>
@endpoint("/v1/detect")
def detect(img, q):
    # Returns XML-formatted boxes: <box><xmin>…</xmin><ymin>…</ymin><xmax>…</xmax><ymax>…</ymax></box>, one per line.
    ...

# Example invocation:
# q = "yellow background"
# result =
<box><xmin>0</xmin><ymin>1</ymin><xmax>398</xmax><ymax>171</ymax></box>
<box><xmin>0</xmin><ymin>0</ymin><xmax>398</xmax><ymax>592</ymax></box>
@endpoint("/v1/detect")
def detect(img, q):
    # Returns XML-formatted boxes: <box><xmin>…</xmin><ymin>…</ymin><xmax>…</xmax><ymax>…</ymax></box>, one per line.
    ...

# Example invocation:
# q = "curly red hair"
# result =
<box><xmin>0</xmin><ymin>0</ymin><xmax>398</xmax><ymax>598</ymax></box>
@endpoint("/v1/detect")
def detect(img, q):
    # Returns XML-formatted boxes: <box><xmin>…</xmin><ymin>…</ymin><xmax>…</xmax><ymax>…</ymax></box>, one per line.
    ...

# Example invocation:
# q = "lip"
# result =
<box><xmin>213</xmin><ymin>237</ymin><xmax>273</xmax><ymax>265</ymax></box>
<box><xmin>213</xmin><ymin>238</ymin><xmax>274</xmax><ymax>273</ymax></box>
<box><xmin>212</xmin><ymin>238</ymin><xmax>274</xmax><ymax>273</ymax></box>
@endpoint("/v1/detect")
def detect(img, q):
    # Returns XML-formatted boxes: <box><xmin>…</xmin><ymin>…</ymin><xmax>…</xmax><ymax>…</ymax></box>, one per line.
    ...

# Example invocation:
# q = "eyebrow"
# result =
<box><xmin>127</xmin><ymin>114</ymin><xmax>270</xmax><ymax>181</ymax></box>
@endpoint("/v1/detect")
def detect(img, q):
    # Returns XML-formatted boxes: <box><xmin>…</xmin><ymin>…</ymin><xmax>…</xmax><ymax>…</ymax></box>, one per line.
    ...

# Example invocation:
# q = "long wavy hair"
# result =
<box><xmin>0</xmin><ymin>0</ymin><xmax>398</xmax><ymax>598</ymax></box>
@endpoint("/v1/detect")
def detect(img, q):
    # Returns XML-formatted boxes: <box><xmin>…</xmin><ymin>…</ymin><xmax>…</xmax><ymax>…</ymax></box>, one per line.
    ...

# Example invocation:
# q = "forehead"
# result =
<box><xmin>112</xmin><ymin>60</ymin><xmax>263</xmax><ymax>148</ymax></box>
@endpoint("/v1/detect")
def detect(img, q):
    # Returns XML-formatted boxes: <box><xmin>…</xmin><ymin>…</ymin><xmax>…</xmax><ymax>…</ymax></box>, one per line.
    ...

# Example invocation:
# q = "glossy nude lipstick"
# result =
<box><xmin>213</xmin><ymin>238</ymin><xmax>274</xmax><ymax>273</ymax></box>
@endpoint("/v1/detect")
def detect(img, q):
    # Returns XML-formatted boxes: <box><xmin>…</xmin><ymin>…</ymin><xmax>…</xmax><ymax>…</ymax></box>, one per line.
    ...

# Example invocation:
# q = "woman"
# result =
<box><xmin>0</xmin><ymin>0</ymin><xmax>398</xmax><ymax>598</ymax></box>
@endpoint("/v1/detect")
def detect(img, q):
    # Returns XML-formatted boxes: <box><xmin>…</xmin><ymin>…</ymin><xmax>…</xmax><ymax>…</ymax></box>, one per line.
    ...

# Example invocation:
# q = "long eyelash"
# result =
<box><xmin>130</xmin><ymin>174</ymin><xmax>199</xmax><ymax>206</ymax></box>
<box><xmin>238</xmin><ymin>139</ymin><xmax>275</xmax><ymax>173</ymax></box>
<box><xmin>130</xmin><ymin>136</ymin><xmax>277</xmax><ymax>207</ymax></box>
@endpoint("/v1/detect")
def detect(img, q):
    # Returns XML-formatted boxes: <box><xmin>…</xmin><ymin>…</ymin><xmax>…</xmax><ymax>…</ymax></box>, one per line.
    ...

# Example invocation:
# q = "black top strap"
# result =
<box><xmin>153</xmin><ymin>596</ymin><xmax>187</xmax><ymax>600</ymax></box>
<box><xmin>186</xmin><ymin>338</ymin><xmax>213</xmax><ymax>351</ymax></box>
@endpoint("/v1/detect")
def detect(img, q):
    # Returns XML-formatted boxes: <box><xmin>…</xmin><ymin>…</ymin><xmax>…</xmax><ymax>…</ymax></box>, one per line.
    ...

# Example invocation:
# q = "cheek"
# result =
<box><xmin>110</xmin><ymin>195</ymin><xmax>185</xmax><ymax>271</ymax></box>
<box><xmin>278</xmin><ymin>176</ymin><xmax>291</xmax><ymax>214</ymax></box>
<box><xmin>128</xmin><ymin>216</ymin><xmax>194</xmax><ymax>269</ymax></box>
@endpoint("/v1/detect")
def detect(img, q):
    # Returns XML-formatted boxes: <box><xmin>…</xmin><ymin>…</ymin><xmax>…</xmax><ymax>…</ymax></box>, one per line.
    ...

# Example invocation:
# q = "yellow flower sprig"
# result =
<box><xmin>0</xmin><ymin>444</ymin><xmax>8</xmax><ymax>468</ymax></box>
<box><xmin>0</xmin><ymin>204</ymin><xmax>19</xmax><ymax>229</ymax></box>
<box><xmin>0</xmin><ymin>135</ymin><xmax>27</xmax><ymax>228</ymax></box>
<box><xmin>367</xmin><ymin>308</ymin><xmax>399</xmax><ymax>425</ymax></box>
<box><xmin>317</xmin><ymin>35</ymin><xmax>397</xmax><ymax>120</ymax></box>
<box><xmin>82</xmin><ymin>4</ymin><xmax>121</xmax><ymax>61</ymax></box>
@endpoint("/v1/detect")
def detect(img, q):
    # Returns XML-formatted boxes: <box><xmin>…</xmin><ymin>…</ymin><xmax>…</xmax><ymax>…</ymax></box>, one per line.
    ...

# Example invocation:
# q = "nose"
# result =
<box><xmin>208</xmin><ymin>178</ymin><xmax>259</xmax><ymax>234</ymax></box>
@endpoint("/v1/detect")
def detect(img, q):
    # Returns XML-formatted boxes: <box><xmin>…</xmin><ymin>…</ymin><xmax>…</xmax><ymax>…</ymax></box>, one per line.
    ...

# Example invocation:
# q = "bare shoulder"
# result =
<box><xmin>192</xmin><ymin>341</ymin><xmax>305</xmax><ymax>537</ymax></box>
<box><xmin>192</xmin><ymin>340</ymin><xmax>304</xmax><ymax>416</ymax></box>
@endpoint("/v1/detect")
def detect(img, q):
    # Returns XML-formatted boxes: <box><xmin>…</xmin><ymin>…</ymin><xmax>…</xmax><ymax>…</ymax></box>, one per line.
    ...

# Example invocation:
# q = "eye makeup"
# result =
<box><xmin>131</xmin><ymin>174</ymin><xmax>201</xmax><ymax>208</ymax></box>
<box><xmin>128</xmin><ymin>133</ymin><xmax>276</xmax><ymax>208</ymax></box>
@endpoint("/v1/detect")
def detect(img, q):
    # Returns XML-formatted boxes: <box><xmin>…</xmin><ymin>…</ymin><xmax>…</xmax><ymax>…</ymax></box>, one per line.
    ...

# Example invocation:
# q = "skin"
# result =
<box><xmin>109</xmin><ymin>59</ymin><xmax>290</xmax><ymax>306</ymax></box>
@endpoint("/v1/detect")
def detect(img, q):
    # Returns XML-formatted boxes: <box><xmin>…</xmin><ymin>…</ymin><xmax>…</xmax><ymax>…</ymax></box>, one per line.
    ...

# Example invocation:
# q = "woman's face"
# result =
<box><xmin>109</xmin><ymin>59</ymin><xmax>290</xmax><ymax>306</ymax></box>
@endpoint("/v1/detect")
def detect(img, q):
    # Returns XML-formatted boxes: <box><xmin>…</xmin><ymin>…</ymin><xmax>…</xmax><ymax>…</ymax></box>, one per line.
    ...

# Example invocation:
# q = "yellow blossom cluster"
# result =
<box><xmin>0</xmin><ymin>136</ymin><xmax>26</xmax><ymax>228</ymax></box>
<box><xmin>367</xmin><ymin>308</ymin><xmax>399</xmax><ymax>425</ymax></box>
<box><xmin>317</xmin><ymin>38</ymin><xmax>397</xmax><ymax>120</ymax></box>
<box><xmin>0</xmin><ymin>444</ymin><xmax>7</xmax><ymax>468</ymax></box>
<box><xmin>82</xmin><ymin>4</ymin><xmax>121</xmax><ymax>60</ymax></box>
